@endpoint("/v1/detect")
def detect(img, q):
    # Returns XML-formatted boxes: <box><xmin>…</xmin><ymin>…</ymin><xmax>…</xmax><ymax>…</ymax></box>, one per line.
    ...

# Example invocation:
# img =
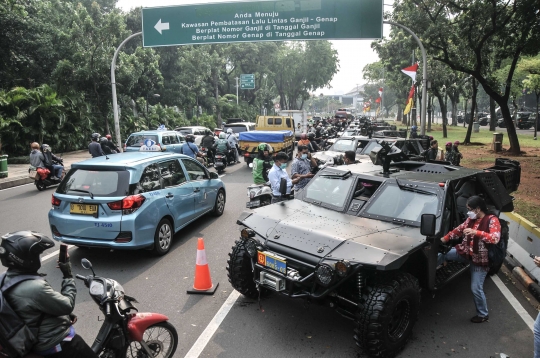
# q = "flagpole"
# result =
<box><xmin>384</xmin><ymin>21</ymin><xmax>428</xmax><ymax>136</ymax></box>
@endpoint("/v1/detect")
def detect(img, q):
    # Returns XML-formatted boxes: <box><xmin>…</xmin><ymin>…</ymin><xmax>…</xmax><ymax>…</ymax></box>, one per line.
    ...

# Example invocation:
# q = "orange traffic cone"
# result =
<box><xmin>187</xmin><ymin>238</ymin><xmax>219</xmax><ymax>295</ymax></box>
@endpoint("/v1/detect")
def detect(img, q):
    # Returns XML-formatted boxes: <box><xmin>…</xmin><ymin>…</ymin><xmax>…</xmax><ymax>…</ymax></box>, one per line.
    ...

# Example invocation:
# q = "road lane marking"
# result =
<box><xmin>41</xmin><ymin>245</ymin><xmax>74</xmax><ymax>262</ymax></box>
<box><xmin>0</xmin><ymin>183</ymin><xmax>33</xmax><ymax>191</ymax></box>
<box><xmin>491</xmin><ymin>275</ymin><xmax>535</xmax><ymax>331</ymax></box>
<box><xmin>184</xmin><ymin>290</ymin><xmax>241</xmax><ymax>358</ymax></box>
<box><xmin>219</xmin><ymin>174</ymin><xmax>226</xmax><ymax>178</ymax></box>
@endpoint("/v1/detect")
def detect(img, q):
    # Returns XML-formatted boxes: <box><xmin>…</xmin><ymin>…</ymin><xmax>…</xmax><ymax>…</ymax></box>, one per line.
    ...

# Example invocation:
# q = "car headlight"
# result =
<box><xmin>241</xmin><ymin>228</ymin><xmax>255</xmax><ymax>239</ymax></box>
<box><xmin>245</xmin><ymin>239</ymin><xmax>258</xmax><ymax>257</ymax></box>
<box><xmin>316</xmin><ymin>264</ymin><xmax>334</xmax><ymax>286</ymax></box>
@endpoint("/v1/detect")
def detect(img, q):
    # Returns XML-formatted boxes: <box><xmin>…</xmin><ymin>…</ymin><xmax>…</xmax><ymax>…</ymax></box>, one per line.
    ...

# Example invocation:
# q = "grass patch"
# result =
<box><xmin>387</xmin><ymin>121</ymin><xmax>540</xmax><ymax>149</ymax></box>
<box><xmin>514</xmin><ymin>199</ymin><xmax>540</xmax><ymax>226</ymax></box>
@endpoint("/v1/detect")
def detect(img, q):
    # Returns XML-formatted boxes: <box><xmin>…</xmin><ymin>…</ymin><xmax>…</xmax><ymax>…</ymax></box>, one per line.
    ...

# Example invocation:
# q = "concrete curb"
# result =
<box><xmin>0</xmin><ymin>177</ymin><xmax>34</xmax><ymax>190</ymax></box>
<box><xmin>506</xmin><ymin>257</ymin><xmax>540</xmax><ymax>302</ymax></box>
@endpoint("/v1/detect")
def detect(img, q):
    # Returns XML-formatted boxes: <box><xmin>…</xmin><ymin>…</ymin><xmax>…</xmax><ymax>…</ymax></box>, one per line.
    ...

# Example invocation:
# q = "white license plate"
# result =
<box><xmin>246</xmin><ymin>200</ymin><xmax>260</xmax><ymax>208</ymax></box>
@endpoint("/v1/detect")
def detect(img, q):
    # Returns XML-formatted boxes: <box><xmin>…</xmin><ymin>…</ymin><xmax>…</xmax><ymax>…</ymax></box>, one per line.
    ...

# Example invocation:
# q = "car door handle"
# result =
<box><xmin>166</xmin><ymin>193</ymin><xmax>174</xmax><ymax>198</ymax></box>
<box><xmin>193</xmin><ymin>188</ymin><xmax>200</xmax><ymax>193</ymax></box>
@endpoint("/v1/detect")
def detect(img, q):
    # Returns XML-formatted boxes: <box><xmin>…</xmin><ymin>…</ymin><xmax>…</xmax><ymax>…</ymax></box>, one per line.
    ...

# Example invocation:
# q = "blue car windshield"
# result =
<box><xmin>126</xmin><ymin>134</ymin><xmax>159</xmax><ymax>147</ymax></box>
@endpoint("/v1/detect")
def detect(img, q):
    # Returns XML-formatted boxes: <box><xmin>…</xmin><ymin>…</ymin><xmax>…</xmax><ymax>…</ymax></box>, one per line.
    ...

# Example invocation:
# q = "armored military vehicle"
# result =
<box><xmin>227</xmin><ymin>145</ymin><xmax>520</xmax><ymax>357</ymax></box>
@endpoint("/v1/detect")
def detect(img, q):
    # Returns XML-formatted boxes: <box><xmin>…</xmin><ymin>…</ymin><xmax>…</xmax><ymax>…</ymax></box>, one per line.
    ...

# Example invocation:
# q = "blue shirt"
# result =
<box><xmin>268</xmin><ymin>163</ymin><xmax>292</xmax><ymax>196</ymax></box>
<box><xmin>290</xmin><ymin>157</ymin><xmax>312</xmax><ymax>191</ymax></box>
<box><xmin>180</xmin><ymin>142</ymin><xmax>199</xmax><ymax>158</ymax></box>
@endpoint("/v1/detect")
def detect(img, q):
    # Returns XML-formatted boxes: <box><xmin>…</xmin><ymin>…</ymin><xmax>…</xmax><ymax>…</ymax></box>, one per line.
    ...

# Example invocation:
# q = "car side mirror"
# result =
<box><xmin>81</xmin><ymin>258</ymin><xmax>92</xmax><ymax>270</ymax></box>
<box><xmin>279</xmin><ymin>177</ymin><xmax>288</xmax><ymax>196</ymax></box>
<box><xmin>209</xmin><ymin>172</ymin><xmax>219</xmax><ymax>179</ymax></box>
<box><xmin>420</xmin><ymin>214</ymin><xmax>437</xmax><ymax>236</ymax></box>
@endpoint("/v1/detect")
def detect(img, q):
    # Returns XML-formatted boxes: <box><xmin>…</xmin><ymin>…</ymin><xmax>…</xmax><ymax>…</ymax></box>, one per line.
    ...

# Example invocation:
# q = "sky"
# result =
<box><xmin>116</xmin><ymin>0</ymin><xmax>393</xmax><ymax>95</ymax></box>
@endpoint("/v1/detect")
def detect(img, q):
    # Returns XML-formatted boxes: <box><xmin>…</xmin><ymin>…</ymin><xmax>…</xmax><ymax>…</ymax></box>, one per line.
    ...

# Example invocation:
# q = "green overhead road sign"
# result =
<box><xmin>240</xmin><ymin>74</ymin><xmax>255</xmax><ymax>89</ymax></box>
<box><xmin>142</xmin><ymin>0</ymin><xmax>383</xmax><ymax>47</ymax></box>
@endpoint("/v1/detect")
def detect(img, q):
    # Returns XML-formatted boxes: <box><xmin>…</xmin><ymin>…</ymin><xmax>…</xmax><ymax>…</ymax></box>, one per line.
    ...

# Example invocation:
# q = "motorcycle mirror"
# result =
<box><xmin>81</xmin><ymin>258</ymin><xmax>96</xmax><ymax>276</ymax></box>
<box><xmin>249</xmin><ymin>163</ymin><xmax>253</xmax><ymax>168</ymax></box>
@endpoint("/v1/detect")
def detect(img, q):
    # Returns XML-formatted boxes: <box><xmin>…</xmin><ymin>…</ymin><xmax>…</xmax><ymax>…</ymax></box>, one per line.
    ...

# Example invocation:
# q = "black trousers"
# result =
<box><xmin>47</xmin><ymin>334</ymin><xmax>98</xmax><ymax>358</ymax></box>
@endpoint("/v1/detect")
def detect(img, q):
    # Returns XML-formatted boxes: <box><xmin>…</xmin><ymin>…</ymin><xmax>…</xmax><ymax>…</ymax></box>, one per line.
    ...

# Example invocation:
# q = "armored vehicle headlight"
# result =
<box><xmin>335</xmin><ymin>260</ymin><xmax>350</xmax><ymax>277</ymax></box>
<box><xmin>245</xmin><ymin>239</ymin><xmax>258</xmax><ymax>257</ymax></box>
<box><xmin>316</xmin><ymin>264</ymin><xmax>334</xmax><ymax>286</ymax></box>
<box><xmin>241</xmin><ymin>228</ymin><xmax>255</xmax><ymax>240</ymax></box>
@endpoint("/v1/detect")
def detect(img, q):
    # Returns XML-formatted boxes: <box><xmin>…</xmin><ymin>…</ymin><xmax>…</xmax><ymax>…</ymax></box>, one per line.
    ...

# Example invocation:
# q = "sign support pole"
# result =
<box><xmin>111</xmin><ymin>32</ymin><xmax>142</xmax><ymax>152</ymax></box>
<box><xmin>383</xmin><ymin>21</ymin><xmax>427</xmax><ymax>136</ymax></box>
<box><xmin>235</xmin><ymin>77</ymin><xmax>239</xmax><ymax>105</ymax></box>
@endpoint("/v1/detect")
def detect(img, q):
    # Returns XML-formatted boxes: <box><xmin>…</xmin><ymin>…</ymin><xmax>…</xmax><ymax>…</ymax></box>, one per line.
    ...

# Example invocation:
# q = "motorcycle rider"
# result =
<box><xmin>252</xmin><ymin>143</ymin><xmax>274</xmax><ymax>185</ymax></box>
<box><xmin>104</xmin><ymin>134</ymin><xmax>118</xmax><ymax>153</ymax></box>
<box><xmin>213</xmin><ymin>132</ymin><xmax>232</xmax><ymax>161</ymax></box>
<box><xmin>307</xmin><ymin>133</ymin><xmax>320</xmax><ymax>152</ymax></box>
<box><xmin>0</xmin><ymin>231</ymin><xmax>99</xmax><ymax>357</ymax></box>
<box><xmin>180</xmin><ymin>134</ymin><xmax>205</xmax><ymax>164</ymax></box>
<box><xmin>200</xmin><ymin>129</ymin><xmax>216</xmax><ymax>160</ymax></box>
<box><xmin>41</xmin><ymin>144</ymin><xmax>63</xmax><ymax>180</ymax></box>
<box><xmin>99</xmin><ymin>137</ymin><xmax>112</xmax><ymax>155</ymax></box>
<box><xmin>226</xmin><ymin>128</ymin><xmax>240</xmax><ymax>163</ymax></box>
<box><xmin>88</xmin><ymin>133</ymin><xmax>104</xmax><ymax>158</ymax></box>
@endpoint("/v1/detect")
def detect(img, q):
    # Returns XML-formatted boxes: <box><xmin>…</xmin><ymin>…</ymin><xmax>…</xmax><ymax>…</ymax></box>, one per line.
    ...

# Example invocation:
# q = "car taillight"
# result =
<box><xmin>51</xmin><ymin>195</ymin><xmax>61</xmax><ymax>206</ymax></box>
<box><xmin>107</xmin><ymin>195</ymin><xmax>146</xmax><ymax>214</ymax></box>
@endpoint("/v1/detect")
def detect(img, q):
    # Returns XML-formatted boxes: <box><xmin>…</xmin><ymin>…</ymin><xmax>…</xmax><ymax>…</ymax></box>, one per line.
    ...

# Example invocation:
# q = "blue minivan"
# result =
<box><xmin>124</xmin><ymin>130</ymin><xmax>185</xmax><ymax>153</ymax></box>
<box><xmin>48</xmin><ymin>152</ymin><xmax>226</xmax><ymax>255</ymax></box>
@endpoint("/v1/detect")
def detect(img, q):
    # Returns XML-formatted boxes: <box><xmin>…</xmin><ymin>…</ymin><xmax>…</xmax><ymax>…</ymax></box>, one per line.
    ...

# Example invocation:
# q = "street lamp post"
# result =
<box><xmin>146</xmin><ymin>93</ymin><xmax>160</xmax><ymax>129</ymax></box>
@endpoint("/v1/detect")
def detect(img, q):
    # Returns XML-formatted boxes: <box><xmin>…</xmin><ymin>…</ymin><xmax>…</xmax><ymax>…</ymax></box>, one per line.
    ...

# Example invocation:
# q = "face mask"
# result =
<box><xmin>467</xmin><ymin>211</ymin><xmax>477</xmax><ymax>220</ymax></box>
<box><xmin>301</xmin><ymin>154</ymin><xmax>308</xmax><ymax>159</ymax></box>
<box><xmin>280</xmin><ymin>163</ymin><xmax>287</xmax><ymax>169</ymax></box>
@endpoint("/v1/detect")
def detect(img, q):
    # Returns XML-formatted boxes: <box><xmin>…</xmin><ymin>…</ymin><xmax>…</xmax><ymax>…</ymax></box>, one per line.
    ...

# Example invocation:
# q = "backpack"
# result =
<box><xmin>487</xmin><ymin>220</ymin><xmax>509</xmax><ymax>276</ymax></box>
<box><xmin>0</xmin><ymin>273</ymin><xmax>43</xmax><ymax>358</ymax></box>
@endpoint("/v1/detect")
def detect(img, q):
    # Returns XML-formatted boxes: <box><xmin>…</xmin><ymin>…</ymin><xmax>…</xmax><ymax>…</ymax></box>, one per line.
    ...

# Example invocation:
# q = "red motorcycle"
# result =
<box><xmin>75</xmin><ymin>258</ymin><xmax>178</xmax><ymax>358</ymax></box>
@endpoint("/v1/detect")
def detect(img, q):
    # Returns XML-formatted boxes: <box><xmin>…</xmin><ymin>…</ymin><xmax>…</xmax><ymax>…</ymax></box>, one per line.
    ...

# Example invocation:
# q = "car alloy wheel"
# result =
<box><xmin>212</xmin><ymin>190</ymin><xmax>225</xmax><ymax>217</ymax></box>
<box><xmin>153</xmin><ymin>219</ymin><xmax>173</xmax><ymax>256</ymax></box>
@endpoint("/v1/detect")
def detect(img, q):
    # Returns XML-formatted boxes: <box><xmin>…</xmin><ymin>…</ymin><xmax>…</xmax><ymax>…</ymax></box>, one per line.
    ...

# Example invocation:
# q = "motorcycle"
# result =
<box><xmin>75</xmin><ymin>258</ymin><xmax>178</xmax><ymax>358</ymax></box>
<box><xmin>200</xmin><ymin>147</ymin><xmax>214</xmax><ymax>168</ymax></box>
<box><xmin>214</xmin><ymin>149</ymin><xmax>235</xmax><ymax>174</ymax></box>
<box><xmin>29</xmin><ymin>159</ymin><xmax>64</xmax><ymax>191</ymax></box>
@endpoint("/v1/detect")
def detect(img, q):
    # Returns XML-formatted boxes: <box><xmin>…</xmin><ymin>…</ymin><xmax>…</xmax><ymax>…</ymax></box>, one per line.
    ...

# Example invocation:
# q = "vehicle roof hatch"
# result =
<box><xmin>476</xmin><ymin>171</ymin><xmax>514</xmax><ymax>211</ymax></box>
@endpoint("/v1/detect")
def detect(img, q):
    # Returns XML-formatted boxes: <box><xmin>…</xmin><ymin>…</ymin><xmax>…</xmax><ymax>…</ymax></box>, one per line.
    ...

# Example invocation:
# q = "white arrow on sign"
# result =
<box><xmin>154</xmin><ymin>19</ymin><xmax>170</xmax><ymax>35</ymax></box>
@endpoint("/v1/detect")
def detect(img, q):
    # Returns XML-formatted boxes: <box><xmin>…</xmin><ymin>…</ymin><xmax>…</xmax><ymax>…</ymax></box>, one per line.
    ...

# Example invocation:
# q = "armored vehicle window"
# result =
<box><xmin>363</xmin><ymin>184</ymin><xmax>439</xmax><ymax>223</ymax></box>
<box><xmin>330</xmin><ymin>139</ymin><xmax>356</xmax><ymax>153</ymax></box>
<box><xmin>360</xmin><ymin>141</ymin><xmax>381</xmax><ymax>155</ymax></box>
<box><xmin>304</xmin><ymin>175</ymin><xmax>354</xmax><ymax>209</ymax></box>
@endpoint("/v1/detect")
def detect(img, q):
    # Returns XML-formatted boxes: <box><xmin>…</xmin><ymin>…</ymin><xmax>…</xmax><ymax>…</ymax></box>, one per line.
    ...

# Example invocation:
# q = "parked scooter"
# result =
<box><xmin>29</xmin><ymin>158</ymin><xmax>64</xmax><ymax>191</ymax></box>
<box><xmin>246</xmin><ymin>184</ymin><xmax>273</xmax><ymax>209</ymax></box>
<box><xmin>75</xmin><ymin>258</ymin><xmax>178</xmax><ymax>357</ymax></box>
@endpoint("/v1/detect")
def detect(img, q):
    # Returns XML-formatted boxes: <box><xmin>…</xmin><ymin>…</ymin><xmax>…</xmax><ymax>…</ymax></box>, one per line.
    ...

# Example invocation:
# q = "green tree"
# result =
<box><xmin>393</xmin><ymin>0</ymin><xmax>540</xmax><ymax>153</ymax></box>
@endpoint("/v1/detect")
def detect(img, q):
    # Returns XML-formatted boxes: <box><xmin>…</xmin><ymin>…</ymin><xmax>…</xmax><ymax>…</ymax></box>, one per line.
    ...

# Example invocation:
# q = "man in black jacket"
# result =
<box><xmin>0</xmin><ymin>231</ymin><xmax>98</xmax><ymax>357</ymax></box>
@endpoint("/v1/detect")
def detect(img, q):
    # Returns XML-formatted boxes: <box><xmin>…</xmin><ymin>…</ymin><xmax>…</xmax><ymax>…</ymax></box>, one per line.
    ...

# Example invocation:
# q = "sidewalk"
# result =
<box><xmin>0</xmin><ymin>150</ymin><xmax>91</xmax><ymax>190</ymax></box>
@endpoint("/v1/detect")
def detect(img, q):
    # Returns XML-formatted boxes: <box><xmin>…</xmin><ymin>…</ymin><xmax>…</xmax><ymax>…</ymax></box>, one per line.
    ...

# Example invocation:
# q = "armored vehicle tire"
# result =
<box><xmin>227</xmin><ymin>240</ymin><xmax>267</xmax><ymax>299</ymax></box>
<box><xmin>354</xmin><ymin>273</ymin><xmax>420</xmax><ymax>358</ymax></box>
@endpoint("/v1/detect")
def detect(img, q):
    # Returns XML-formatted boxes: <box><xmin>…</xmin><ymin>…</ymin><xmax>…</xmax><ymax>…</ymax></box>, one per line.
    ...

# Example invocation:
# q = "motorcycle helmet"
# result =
<box><xmin>100</xmin><ymin>137</ymin><xmax>108</xmax><ymax>143</ymax></box>
<box><xmin>227</xmin><ymin>128</ymin><xmax>233</xmax><ymax>134</ymax></box>
<box><xmin>41</xmin><ymin>144</ymin><xmax>51</xmax><ymax>152</ymax></box>
<box><xmin>106</xmin><ymin>134</ymin><xmax>112</xmax><ymax>140</ymax></box>
<box><xmin>91</xmin><ymin>133</ymin><xmax>100</xmax><ymax>141</ymax></box>
<box><xmin>219</xmin><ymin>132</ymin><xmax>227</xmax><ymax>139</ymax></box>
<box><xmin>185</xmin><ymin>134</ymin><xmax>196</xmax><ymax>143</ymax></box>
<box><xmin>300</xmin><ymin>133</ymin><xmax>307</xmax><ymax>140</ymax></box>
<box><xmin>308</xmin><ymin>133</ymin><xmax>315</xmax><ymax>139</ymax></box>
<box><xmin>258</xmin><ymin>143</ymin><xmax>270</xmax><ymax>152</ymax></box>
<box><xmin>0</xmin><ymin>231</ymin><xmax>55</xmax><ymax>272</ymax></box>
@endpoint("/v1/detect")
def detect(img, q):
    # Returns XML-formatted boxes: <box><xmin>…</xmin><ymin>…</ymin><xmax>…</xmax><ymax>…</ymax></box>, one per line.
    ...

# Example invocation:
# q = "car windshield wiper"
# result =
<box><xmin>67</xmin><ymin>188</ymin><xmax>94</xmax><ymax>199</ymax></box>
<box><xmin>395</xmin><ymin>179</ymin><xmax>435</xmax><ymax>196</ymax></box>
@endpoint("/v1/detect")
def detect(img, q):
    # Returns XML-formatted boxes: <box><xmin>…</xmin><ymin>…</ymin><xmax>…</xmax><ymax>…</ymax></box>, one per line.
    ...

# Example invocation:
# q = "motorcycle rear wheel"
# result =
<box><xmin>126</xmin><ymin>321</ymin><xmax>178</xmax><ymax>358</ymax></box>
<box><xmin>36</xmin><ymin>181</ymin><xmax>46</xmax><ymax>191</ymax></box>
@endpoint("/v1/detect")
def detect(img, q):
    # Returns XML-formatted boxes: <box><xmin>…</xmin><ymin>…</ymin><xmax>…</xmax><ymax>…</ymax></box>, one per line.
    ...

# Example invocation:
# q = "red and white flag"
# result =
<box><xmin>401</xmin><ymin>64</ymin><xmax>419</xmax><ymax>82</ymax></box>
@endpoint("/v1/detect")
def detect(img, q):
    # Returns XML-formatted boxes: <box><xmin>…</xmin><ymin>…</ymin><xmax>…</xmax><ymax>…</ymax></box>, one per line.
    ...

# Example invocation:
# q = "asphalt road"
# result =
<box><xmin>0</xmin><ymin>160</ymin><xmax>537</xmax><ymax>358</ymax></box>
